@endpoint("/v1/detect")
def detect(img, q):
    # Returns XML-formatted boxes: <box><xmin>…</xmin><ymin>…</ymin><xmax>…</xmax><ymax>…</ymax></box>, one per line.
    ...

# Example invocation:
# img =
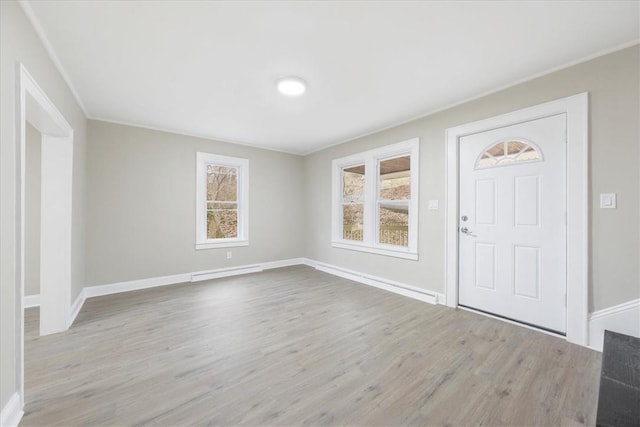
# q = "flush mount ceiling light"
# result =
<box><xmin>277</xmin><ymin>76</ymin><xmax>307</xmax><ymax>97</ymax></box>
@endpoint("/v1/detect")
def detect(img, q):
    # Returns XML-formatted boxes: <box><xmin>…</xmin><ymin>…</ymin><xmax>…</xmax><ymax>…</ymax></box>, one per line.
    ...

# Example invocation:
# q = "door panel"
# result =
<box><xmin>475</xmin><ymin>179</ymin><xmax>496</xmax><ymax>225</ymax></box>
<box><xmin>514</xmin><ymin>176</ymin><xmax>539</xmax><ymax>226</ymax></box>
<box><xmin>513</xmin><ymin>246</ymin><xmax>540</xmax><ymax>299</ymax></box>
<box><xmin>475</xmin><ymin>243</ymin><xmax>496</xmax><ymax>290</ymax></box>
<box><xmin>459</xmin><ymin>114</ymin><xmax>567</xmax><ymax>333</ymax></box>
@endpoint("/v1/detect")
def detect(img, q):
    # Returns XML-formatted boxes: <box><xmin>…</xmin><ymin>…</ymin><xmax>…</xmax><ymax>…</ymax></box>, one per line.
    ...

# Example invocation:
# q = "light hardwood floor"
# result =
<box><xmin>22</xmin><ymin>266</ymin><xmax>601</xmax><ymax>426</ymax></box>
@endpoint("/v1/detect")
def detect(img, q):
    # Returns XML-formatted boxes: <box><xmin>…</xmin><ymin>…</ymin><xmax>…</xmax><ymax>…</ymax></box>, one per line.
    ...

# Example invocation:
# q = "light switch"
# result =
<box><xmin>427</xmin><ymin>200</ymin><xmax>439</xmax><ymax>210</ymax></box>
<box><xmin>600</xmin><ymin>193</ymin><xmax>616</xmax><ymax>209</ymax></box>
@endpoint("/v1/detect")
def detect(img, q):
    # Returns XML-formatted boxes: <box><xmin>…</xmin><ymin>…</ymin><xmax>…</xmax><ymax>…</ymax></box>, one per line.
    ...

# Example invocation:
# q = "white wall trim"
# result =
<box><xmin>331</xmin><ymin>138</ymin><xmax>419</xmax><ymax>259</ymax></box>
<box><xmin>82</xmin><ymin>258</ymin><xmax>308</xmax><ymax>299</ymax></box>
<box><xmin>445</xmin><ymin>93</ymin><xmax>589</xmax><ymax>346</ymax></box>
<box><xmin>301</xmin><ymin>258</ymin><xmax>446</xmax><ymax>302</ymax></box>
<box><xmin>195</xmin><ymin>152</ymin><xmax>249</xmax><ymax>250</ymax></box>
<box><xmin>88</xmin><ymin>116</ymin><xmax>304</xmax><ymax>156</ymax></box>
<box><xmin>331</xmin><ymin>242</ymin><xmax>419</xmax><ymax>261</ymax></box>
<box><xmin>16</xmin><ymin>62</ymin><xmax>76</xmax><ymax>411</ymax></box>
<box><xmin>262</xmin><ymin>258</ymin><xmax>308</xmax><ymax>270</ymax></box>
<box><xmin>588</xmin><ymin>299</ymin><xmax>640</xmax><ymax>352</ymax></box>
<box><xmin>23</xmin><ymin>294</ymin><xmax>40</xmax><ymax>308</ymax></box>
<box><xmin>313</xmin><ymin>261</ymin><xmax>441</xmax><ymax>305</ymax></box>
<box><xmin>39</xmin><ymin>134</ymin><xmax>74</xmax><ymax>336</ymax></box>
<box><xmin>303</xmin><ymin>39</ymin><xmax>638</xmax><ymax>156</ymax></box>
<box><xmin>68</xmin><ymin>290</ymin><xmax>86</xmax><ymax>328</ymax></box>
<box><xmin>28</xmin><ymin>255</ymin><xmax>631</xmax><ymax>357</ymax></box>
<box><xmin>300</xmin><ymin>258</ymin><xmax>317</xmax><ymax>268</ymax></box>
<box><xmin>18</xmin><ymin>0</ymin><xmax>89</xmax><ymax>116</ymax></box>
<box><xmin>0</xmin><ymin>393</ymin><xmax>23</xmax><ymax>427</ymax></box>
<box><xmin>191</xmin><ymin>265</ymin><xmax>262</xmax><ymax>282</ymax></box>
<box><xmin>195</xmin><ymin>240</ymin><xmax>249</xmax><ymax>250</ymax></box>
<box><xmin>78</xmin><ymin>258</ymin><xmax>443</xmax><ymax>310</ymax></box>
<box><xmin>15</xmin><ymin>0</ymin><xmax>638</xmax><ymax>159</ymax></box>
<box><xmin>84</xmin><ymin>273</ymin><xmax>192</xmax><ymax>298</ymax></box>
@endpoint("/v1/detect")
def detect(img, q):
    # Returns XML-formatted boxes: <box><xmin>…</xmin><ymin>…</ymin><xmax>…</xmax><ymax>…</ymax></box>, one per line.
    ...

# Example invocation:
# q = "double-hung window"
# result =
<box><xmin>332</xmin><ymin>138</ymin><xmax>419</xmax><ymax>260</ymax></box>
<box><xmin>196</xmin><ymin>152</ymin><xmax>249</xmax><ymax>249</ymax></box>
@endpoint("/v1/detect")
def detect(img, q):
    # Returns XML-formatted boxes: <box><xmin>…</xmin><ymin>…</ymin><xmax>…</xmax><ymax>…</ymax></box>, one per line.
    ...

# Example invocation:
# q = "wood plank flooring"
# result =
<box><xmin>22</xmin><ymin>266</ymin><xmax>601</xmax><ymax>426</ymax></box>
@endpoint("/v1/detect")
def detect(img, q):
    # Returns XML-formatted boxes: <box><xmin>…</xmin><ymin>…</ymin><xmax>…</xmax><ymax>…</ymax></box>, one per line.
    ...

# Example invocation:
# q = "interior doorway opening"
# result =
<box><xmin>17</xmin><ymin>63</ymin><xmax>75</xmax><ymax>408</ymax></box>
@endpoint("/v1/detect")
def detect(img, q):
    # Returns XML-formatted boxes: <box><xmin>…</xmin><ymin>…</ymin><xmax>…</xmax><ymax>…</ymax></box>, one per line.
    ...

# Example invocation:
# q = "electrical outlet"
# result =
<box><xmin>226</xmin><ymin>251</ymin><xmax>232</xmax><ymax>259</ymax></box>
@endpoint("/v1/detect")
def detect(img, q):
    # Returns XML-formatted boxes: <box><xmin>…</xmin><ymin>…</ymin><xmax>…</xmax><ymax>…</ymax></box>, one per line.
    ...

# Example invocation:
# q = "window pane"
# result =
<box><xmin>516</xmin><ymin>149</ymin><xmax>540</xmax><ymax>161</ymax></box>
<box><xmin>343</xmin><ymin>204</ymin><xmax>364</xmax><ymax>241</ymax></box>
<box><xmin>487</xmin><ymin>143</ymin><xmax>505</xmax><ymax>157</ymax></box>
<box><xmin>207</xmin><ymin>202</ymin><xmax>238</xmax><ymax>210</ymax></box>
<box><xmin>342</xmin><ymin>165</ymin><xmax>365</xmax><ymax>203</ymax></box>
<box><xmin>507</xmin><ymin>140</ymin><xmax>528</xmax><ymax>155</ymax></box>
<box><xmin>477</xmin><ymin>154</ymin><xmax>496</xmax><ymax>168</ymax></box>
<box><xmin>379</xmin><ymin>155</ymin><xmax>410</xmax><ymax>200</ymax></box>
<box><xmin>207</xmin><ymin>209</ymin><xmax>238</xmax><ymax>239</ymax></box>
<box><xmin>207</xmin><ymin>165</ymin><xmax>237</xmax><ymax>202</ymax></box>
<box><xmin>476</xmin><ymin>140</ymin><xmax>541</xmax><ymax>169</ymax></box>
<box><xmin>379</xmin><ymin>203</ymin><xmax>408</xmax><ymax>247</ymax></box>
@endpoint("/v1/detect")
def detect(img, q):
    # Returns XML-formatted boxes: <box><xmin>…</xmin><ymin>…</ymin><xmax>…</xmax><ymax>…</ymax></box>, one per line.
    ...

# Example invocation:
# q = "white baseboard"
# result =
<box><xmin>79</xmin><ymin>258</ymin><xmax>442</xmax><ymax>309</ymax></box>
<box><xmin>68</xmin><ymin>289</ymin><xmax>86</xmax><ymax>327</ymax></box>
<box><xmin>262</xmin><ymin>258</ymin><xmax>308</xmax><ymax>270</ymax></box>
<box><xmin>83</xmin><ymin>258</ymin><xmax>309</xmax><ymax>299</ymax></box>
<box><xmin>0</xmin><ymin>393</ymin><xmax>23</xmax><ymax>427</ymax></box>
<box><xmin>313</xmin><ymin>261</ymin><xmax>441</xmax><ymax>305</ymax></box>
<box><xmin>36</xmin><ymin>257</ymin><xmax>639</xmax><ymax>354</ymax></box>
<box><xmin>190</xmin><ymin>258</ymin><xmax>306</xmax><ymax>282</ymax></box>
<box><xmin>588</xmin><ymin>298</ymin><xmax>640</xmax><ymax>351</ymax></box>
<box><xmin>301</xmin><ymin>258</ymin><xmax>316</xmax><ymax>268</ymax></box>
<box><xmin>23</xmin><ymin>294</ymin><xmax>40</xmax><ymax>308</ymax></box>
<box><xmin>191</xmin><ymin>265</ymin><xmax>262</xmax><ymax>282</ymax></box>
<box><xmin>23</xmin><ymin>291</ymin><xmax>87</xmax><ymax>327</ymax></box>
<box><xmin>84</xmin><ymin>272</ymin><xmax>192</xmax><ymax>298</ymax></box>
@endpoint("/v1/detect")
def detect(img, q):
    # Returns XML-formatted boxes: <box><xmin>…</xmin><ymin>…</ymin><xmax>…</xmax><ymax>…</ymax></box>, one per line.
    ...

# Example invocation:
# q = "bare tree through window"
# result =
<box><xmin>342</xmin><ymin>165</ymin><xmax>365</xmax><ymax>241</ymax></box>
<box><xmin>206</xmin><ymin>165</ymin><xmax>238</xmax><ymax>238</ymax></box>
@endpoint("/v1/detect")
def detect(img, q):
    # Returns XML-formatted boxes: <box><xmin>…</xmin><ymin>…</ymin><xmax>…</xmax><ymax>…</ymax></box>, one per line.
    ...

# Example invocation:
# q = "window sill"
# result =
<box><xmin>195</xmin><ymin>240</ymin><xmax>249</xmax><ymax>250</ymax></box>
<box><xmin>332</xmin><ymin>241</ymin><xmax>418</xmax><ymax>260</ymax></box>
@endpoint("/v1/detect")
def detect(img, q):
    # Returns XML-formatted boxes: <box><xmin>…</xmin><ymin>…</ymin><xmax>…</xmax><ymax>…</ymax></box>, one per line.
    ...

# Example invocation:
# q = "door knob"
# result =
<box><xmin>460</xmin><ymin>227</ymin><xmax>477</xmax><ymax>237</ymax></box>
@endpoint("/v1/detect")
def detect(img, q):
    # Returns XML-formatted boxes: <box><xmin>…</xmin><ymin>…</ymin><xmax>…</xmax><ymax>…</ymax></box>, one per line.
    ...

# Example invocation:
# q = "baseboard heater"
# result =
<box><xmin>190</xmin><ymin>265</ymin><xmax>263</xmax><ymax>282</ymax></box>
<box><xmin>315</xmin><ymin>262</ymin><xmax>439</xmax><ymax>305</ymax></box>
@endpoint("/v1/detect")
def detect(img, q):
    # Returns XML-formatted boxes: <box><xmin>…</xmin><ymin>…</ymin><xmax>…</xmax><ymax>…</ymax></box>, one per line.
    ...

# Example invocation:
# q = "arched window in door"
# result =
<box><xmin>476</xmin><ymin>139</ymin><xmax>542</xmax><ymax>169</ymax></box>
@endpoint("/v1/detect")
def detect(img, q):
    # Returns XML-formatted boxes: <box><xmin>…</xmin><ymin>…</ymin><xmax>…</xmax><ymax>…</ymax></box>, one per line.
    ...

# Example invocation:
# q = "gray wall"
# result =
<box><xmin>0</xmin><ymin>0</ymin><xmax>87</xmax><ymax>411</ymax></box>
<box><xmin>25</xmin><ymin>123</ymin><xmax>42</xmax><ymax>297</ymax></box>
<box><xmin>305</xmin><ymin>45</ymin><xmax>640</xmax><ymax>313</ymax></box>
<box><xmin>85</xmin><ymin>120</ymin><xmax>306</xmax><ymax>286</ymax></box>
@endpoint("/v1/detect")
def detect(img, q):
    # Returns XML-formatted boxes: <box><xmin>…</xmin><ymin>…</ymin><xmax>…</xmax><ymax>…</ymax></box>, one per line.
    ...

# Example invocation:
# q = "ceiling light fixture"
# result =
<box><xmin>277</xmin><ymin>76</ymin><xmax>306</xmax><ymax>97</ymax></box>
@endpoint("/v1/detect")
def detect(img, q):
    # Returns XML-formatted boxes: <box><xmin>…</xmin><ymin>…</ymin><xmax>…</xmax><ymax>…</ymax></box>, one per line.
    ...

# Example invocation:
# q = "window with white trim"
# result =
<box><xmin>332</xmin><ymin>138</ymin><xmax>419</xmax><ymax>260</ymax></box>
<box><xmin>196</xmin><ymin>152</ymin><xmax>249</xmax><ymax>249</ymax></box>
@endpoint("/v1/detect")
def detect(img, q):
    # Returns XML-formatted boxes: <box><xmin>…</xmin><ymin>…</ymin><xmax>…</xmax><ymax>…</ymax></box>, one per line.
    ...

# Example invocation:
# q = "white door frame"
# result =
<box><xmin>15</xmin><ymin>63</ymin><xmax>74</xmax><ymax>407</ymax></box>
<box><xmin>445</xmin><ymin>93</ymin><xmax>589</xmax><ymax>346</ymax></box>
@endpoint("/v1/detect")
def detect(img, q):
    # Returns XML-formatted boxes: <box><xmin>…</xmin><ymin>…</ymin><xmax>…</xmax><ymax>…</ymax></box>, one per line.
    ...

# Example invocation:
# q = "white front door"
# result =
<box><xmin>458</xmin><ymin>114</ymin><xmax>567</xmax><ymax>333</ymax></box>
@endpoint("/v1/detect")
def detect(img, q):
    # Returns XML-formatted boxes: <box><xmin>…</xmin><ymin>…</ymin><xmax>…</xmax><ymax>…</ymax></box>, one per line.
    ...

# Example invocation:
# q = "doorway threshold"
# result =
<box><xmin>458</xmin><ymin>304</ymin><xmax>566</xmax><ymax>338</ymax></box>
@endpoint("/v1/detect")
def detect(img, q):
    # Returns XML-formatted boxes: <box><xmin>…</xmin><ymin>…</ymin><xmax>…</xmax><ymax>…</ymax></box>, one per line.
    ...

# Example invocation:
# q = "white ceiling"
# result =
<box><xmin>23</xmin><ymin>1</ymin><xmax>639</xmax><ymax>154</ymax></box>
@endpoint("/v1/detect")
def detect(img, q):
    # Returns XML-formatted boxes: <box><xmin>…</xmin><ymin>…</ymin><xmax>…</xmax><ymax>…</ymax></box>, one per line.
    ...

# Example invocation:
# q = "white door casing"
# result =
<box><xmin>458</xmin><ymin>114</ymin><xmax>567</xmax><ymax>333</ymax></box>
<box><xmin>446</xmin><ymin>93</ymin><xmax>588</xmax><ymax>346</ymax></box>
<box><xmin>16</xmin><ymin>63</ymin><xmax>74</xmax><ymax>409</ymax></box>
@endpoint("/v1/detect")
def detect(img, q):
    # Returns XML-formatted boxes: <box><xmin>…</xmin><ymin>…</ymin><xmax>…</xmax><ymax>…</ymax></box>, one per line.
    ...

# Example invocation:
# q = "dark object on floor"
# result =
<box><xmin>596</xmin><ymin>330</ymin><xmax>640</xmax><ymax>427</ymax></box>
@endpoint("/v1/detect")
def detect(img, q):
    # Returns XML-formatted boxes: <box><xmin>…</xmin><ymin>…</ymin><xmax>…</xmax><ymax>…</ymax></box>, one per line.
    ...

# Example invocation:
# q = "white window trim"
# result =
<box><xmin>332</xmin><ymin>138</ymin><xmax>419</xmax><ymax>260</ymax></box>
<box><xmin>196</xmin><ymin>152</ymin><xmax>249</xmax><ymax>250</ymax></box>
